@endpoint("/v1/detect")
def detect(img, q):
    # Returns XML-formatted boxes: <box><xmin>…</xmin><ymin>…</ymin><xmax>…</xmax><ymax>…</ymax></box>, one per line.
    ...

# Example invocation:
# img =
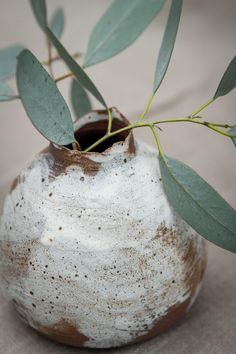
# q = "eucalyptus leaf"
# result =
<box><xmin>159</xmin><ymin>155</ymin><xmax>236</xmax><ymax>252</ymax></box>
<box><xmin>17</xmin><ymin>49</ymin><xmax>74</xmax><ymax>145</ymax></box>
<box><xmin>71</xmin><ymin>79</ymin><xmax>92</xmax><ymax>118</ymax></box>
<box><xmin>0</xmin><ymin>45</ymin><xmax>25</xmax><ymax>80</ymax></box>
<box><xmin>229</xmin><ymin>125</ymin><xmax>236</xmax><ymax>147</ymax></box>
<box><xmin>84</xmin><ymin>0</ymin><xmax>166</xmax><ymax>68</ymax></box>
<box><xmin>153</xmin><ymin>0</ymin><xmax>182</xmax><ymax>93</ymax></box>
<box><xmin>46</xmin><ymin>27</ymin><xmax>107</xmax><ymax>107</ymax></box>
<box><xmin>30</xmin><ymin>0</ymin><xmax>47</xmax><ymax>30</ymax></box>
<box><xmin>0</xmin><ymin>82</ymin><xmax>17</xmax><ymax>102</ymax></box>
<box><xmin>214</xmin><ymin>55</ymin><xmax>236</xmax><ymax>99</ymax></box>
<box><xmin>50</xmin><ymin>7</ymin><xmax>65</xmax><ymax>39</ymax></box>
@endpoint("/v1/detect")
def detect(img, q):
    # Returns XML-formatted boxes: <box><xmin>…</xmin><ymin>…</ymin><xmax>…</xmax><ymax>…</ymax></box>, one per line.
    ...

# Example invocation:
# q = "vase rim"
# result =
<box><xmin>43</xmin><ymin>108</ymin><xmax>136</xmax><ymax>177</ymax></box>
<box><xmin>49</xmin><ymin>107</ymin><xmax>136</xmax><ymax>158</ymax></box>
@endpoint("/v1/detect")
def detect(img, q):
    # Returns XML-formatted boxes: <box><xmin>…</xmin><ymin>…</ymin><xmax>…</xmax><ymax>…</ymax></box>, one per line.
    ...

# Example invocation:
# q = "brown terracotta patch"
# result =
<box><xmin>0</xmin><ymin>240</ymin><xmax>35</xmax><ymax>279</ymax></box>
<box><xmin>43</xmin><ymin>144</ymin><xmax>101</xmax><ymax>178</ymax></box>
<box><xmin>127</xmin><ymin>133</ymin><xmax>136</xmax><ymax>155</ymax></box>
<box><xmin>154</xmin><ymin>223</ymin><xmax>206</xmax><ymax>299</ymax></box>
<box><xmin>79</xmin><ymin>155</ymin><xmax>101</xmax><ymax>176</ymax></box>
<box><xmin>131</xmin><ymin>298</ymin><xmax>190</xmax><ymax>344</ymax></box>
<box><xmin>154</xmin><ymin>222</ymin><xmax>177</xmax><ymax>246</ymax></box>
<box><xmin>129</xmin><ymin>222</ymin><xmax>204</xmax><ymax>346</ymax></box>
<box><xmin>182</xmin><ymin>238</ymin><xmax>206</xmax><ymax>297</ymax></box>
<box><xmin>38</xmin><ymin>319</ymin><xmax>89</xmax><ymax>347</ymax></box>
<box><xmin>10</xmin><ymin>175</ymin><xmax>20</xmax><ymax>193</ymax></box>
<box><xmin>108</xmin><ymin>107</ymin><xmax>136</xmax><ymax>155</ymax></box>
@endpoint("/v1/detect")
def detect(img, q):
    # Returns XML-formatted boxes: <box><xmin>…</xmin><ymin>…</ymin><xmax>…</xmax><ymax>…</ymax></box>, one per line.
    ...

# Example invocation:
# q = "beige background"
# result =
<box><xmin>0</xmin><ymin>0</ymin><xmax>236</xmax><ymax>353</ymax></box>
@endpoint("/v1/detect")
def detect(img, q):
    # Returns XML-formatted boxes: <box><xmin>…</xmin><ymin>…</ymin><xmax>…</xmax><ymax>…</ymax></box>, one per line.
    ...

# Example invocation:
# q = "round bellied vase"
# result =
<box><xmin>0</xmin><ymin>108</ymin><xmax>206</xmax><ymax>348</ymax></box>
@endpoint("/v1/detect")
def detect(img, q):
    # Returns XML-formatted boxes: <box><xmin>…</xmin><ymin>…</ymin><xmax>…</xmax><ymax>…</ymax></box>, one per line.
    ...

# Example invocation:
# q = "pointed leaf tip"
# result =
<box><xmin>153</xmin><ymin>0</ymin><xmax>183</xmax><ymax>93</ymax></box>
<box><xmin>159</xmin><ymin>154</ymin><xmax>236</xmax><ymax>253</ymax></box>
<box><xmin>84</xmin><ymin>0</ymin><xmax>166</xmax><ymax>67</ymax></box>
<box><xmin>0</xmin><ymin>44</ymin><xmax>25</xmax><ymax>80</ymax></box>
<box><xmin>229</xmin><ymin>125</ymin><xmax>236</xmax><ymax>148</ymax></box>
<box><xmin>17</xmin><ymin>49</ymin><xmax>74</xmax><ymax>145</ymax></box>
<box><xmin>50</xmin><ymin>7</ymin><xmax>65</xmax><ymax>39</ymax></box>
<box><xmin>30</xmin><ymin>0</ymin><xmax>47</xmax><ymax>30</ymax></box>
<box><xmin>214</xmin><ymin>55</ymin><xmax>236</xmax><ymax>99</ymax></box>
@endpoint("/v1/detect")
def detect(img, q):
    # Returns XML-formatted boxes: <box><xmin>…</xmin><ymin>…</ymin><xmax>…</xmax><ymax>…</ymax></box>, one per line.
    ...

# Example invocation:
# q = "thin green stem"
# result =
<box><xmin>1</xmin><ymin>94</ymin><xmax>20</xmax><ymax>100</ymax></box>
<box><xmin>206</xmin><ymin>122</ymin><xmax>233</xmax><ymax>128</ymax></box>
<box><xmin>150</xmin><ymin>125</ymin><xmax>165</xmax><ymax>157</ymax></box>
<box><xmin>107</xmin><ymin>108</ymin><xmax>112</xmax><ymax>134</ymax></box>
<box><xmin>84</xmin><ymin>116</ymin><xmax>235</xmax><ymax>152</ymax></box>
<box><xmin>139</xmin><ymin>93</ymin><xmax>155</xmax><ymax>121</ymax></box>
<box><xmin>72</xmin><ymin>141</ymin><xmax>81</xmax><ymax>151</ymax></box>
<box><xmin>190</xmin><ymin>97</ymin><xmax>215</xmax><ymax>118</ymax></box>
<box><xmin>55</xmin><ymin>72</ymin><xmax>73</xmax><ymax>83</ymax></box>
<box><xmin>150</xmin><ymin>117</ymin><xmax>235</xmax><ymax>137</ymax></box>
<box><xmin>84</xmin><ymin>125</ymin><xmax>133</xmax><ymax>152</ymax></box>
<box><xmin>205</xmin><ymin>124</ymin><xmax>235</xmax><ymax>137</ymax></box>
<box><xmin>54</xmin><ymin>64</ymin><xmax>85</xmax><ymax>83</ymax></box>
<box><xmin>47</xmin><ymin>38</ymin><xmax>54</xmax><ymax>78</ymax></box>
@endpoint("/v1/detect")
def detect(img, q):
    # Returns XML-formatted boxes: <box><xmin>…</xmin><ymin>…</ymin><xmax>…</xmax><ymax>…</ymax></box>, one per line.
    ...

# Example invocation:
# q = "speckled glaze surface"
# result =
<box><xmin>0</xmin><ymin>109</ymin><xmax>207</xmax><ymax>348</ymax></box>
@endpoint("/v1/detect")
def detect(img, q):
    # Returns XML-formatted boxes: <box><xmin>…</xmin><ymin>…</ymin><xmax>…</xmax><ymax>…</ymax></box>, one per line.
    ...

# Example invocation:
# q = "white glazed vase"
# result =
<box><xmin>0</xmin><ymin>108</ymin><xmax>206</xmax><ymax>349</ymax></box>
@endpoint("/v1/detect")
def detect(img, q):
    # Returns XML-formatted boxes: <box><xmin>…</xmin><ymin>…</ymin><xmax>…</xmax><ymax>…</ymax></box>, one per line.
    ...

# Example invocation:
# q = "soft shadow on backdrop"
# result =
<box><xmin>0</xmin><ymin>1</ymin><xmax>235</xmax><ymax>353</ymax></box>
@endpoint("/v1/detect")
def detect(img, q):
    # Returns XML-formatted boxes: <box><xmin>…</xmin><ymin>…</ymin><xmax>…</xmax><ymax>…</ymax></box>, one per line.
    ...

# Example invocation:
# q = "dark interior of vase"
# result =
<box><xmin>69</xmin><ymin>117</ymin><xmax>130</xmax><ymax>153</ymax></box>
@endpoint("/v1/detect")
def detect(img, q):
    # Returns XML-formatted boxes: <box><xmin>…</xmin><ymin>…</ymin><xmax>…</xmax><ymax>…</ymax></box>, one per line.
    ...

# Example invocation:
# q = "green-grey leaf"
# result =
<box><xmin>46</xmin><ymin>27</ymin><xmax>107</xmax><ymax>107</ymax></box>
<box><xmin>50</xmin><ymin>7</ymin><xmax>65</xmax><ymax>39</ymax></box>
<box><xmin>153</xmin><ymin>0</ymin><xmax>182</xmax><ymax>93</ymax></box>
<box><xmin>29</xmin><ymin>0</ymin><xmax>47</xmax><ymax>30</ymax></box>
<box><xmin>159</xmin><ymin>155</ymin><xmax>236</xmax><ymax>252</ymax></box>
<box><xmin>0</xmin><ymin>45</ymin><xmax>25</xmax><ymax>80</ymax></box>
<box><xmin>0</xmin><ymin>82</ymin><xmax>17</xmax><ymax>101</ymax></box>
<box><xmin>229</xmin><ymin>125</ymin><xmax>236</xmax><ymax>147</ymax></box>
<box><xmin>214</xmin><ymin>55</ymin><xmax>236</xmax><ymax>99</ymax></box>
<box><xmin>17</xmin><ymin>49</ymin><xmax>74</xmax><ymax>145</ymax></box>
<box><xmin>71</xmin><ymin>79</ymin><xmax>92</xmax><ymax>119</ymax></box>
<box><xmin>84</xmin><ymin>0</ymin><xmax>166</xmax><ymax>68</ymax></box>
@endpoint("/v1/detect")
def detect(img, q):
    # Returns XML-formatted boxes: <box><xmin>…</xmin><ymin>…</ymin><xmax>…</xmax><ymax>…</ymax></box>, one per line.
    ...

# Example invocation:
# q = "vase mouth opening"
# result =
<box><xmin>65</xmin><ymin>107</ymin><xmax>134</xmax><ymax>154</ymax></box>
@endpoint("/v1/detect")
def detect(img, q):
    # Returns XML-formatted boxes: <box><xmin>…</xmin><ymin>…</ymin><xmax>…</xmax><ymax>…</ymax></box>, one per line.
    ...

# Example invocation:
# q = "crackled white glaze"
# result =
<box><xmin>0</xmin><ymin>110</ymin><xmax>206</xmax><ymax>348</ymax></box>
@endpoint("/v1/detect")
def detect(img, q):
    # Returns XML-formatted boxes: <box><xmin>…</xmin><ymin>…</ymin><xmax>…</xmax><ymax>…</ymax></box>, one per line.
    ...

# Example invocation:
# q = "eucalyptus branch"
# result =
<box><xmin>84</xmin><ymin>116</ymin><xmax>236</xmax><ymax>152</ymax></box>
<box><xmin>55</xmin><ymin>72</ymin><xmax>73</xmax><ymax>83</ymax></box>
<box><xmin>149</xmin><ymin>117</ymin><xmax>234</xmax><ymax>131</ymax></box>
<box><xmin>150</xmin><ymin>117</ymin><xmax>235</xmax><ymax>137</ymax></box>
